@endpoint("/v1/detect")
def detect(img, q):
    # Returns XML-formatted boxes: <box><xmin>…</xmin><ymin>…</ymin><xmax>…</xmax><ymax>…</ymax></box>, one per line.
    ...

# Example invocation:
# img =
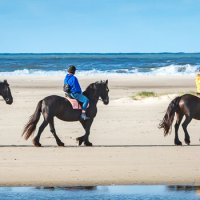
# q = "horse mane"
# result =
<box><xmin>0</xmin><ymin>81</ymin><xmax>4</xmax><ymax>88</ymax></box>
<box><xmin>83</xmin><ymin>82</ymin><xmax>97</xmax><ymax>96</ymax></box>
<box><xmin>83</xmin><ymin>80</ymin><xmax>107</xmax><ymax>98</ymax></box>
<box><xmin>0</xmin><ymin>80</ymin><xmax>9</xmax><ymax>86</ymax></box>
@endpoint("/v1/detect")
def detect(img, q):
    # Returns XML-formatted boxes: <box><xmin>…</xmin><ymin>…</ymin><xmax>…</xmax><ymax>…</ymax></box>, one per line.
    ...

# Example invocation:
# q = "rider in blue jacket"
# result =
<box><xmin>64</xmin><ymin>65</ymin><xmax>90</xmax><ymax>120</ymax></box>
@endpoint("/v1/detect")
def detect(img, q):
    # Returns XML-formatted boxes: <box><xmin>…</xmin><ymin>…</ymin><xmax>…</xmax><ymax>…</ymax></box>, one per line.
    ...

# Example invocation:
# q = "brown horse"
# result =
<box><xmin>22</xmin><ymin>80</ymin><xmax>109</xmax><ymax>147</ymax></box>
<box><xmin>159</xmin><ymin>94</ymin><xmax>200</xmax><ymax>145</ymax></box>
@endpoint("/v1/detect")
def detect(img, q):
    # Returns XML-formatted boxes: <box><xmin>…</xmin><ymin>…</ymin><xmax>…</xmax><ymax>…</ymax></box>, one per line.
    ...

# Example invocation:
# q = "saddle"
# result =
<box><xmin>65</xmin><ymin>96</ymin><xmax>82</xmax><ymax>110</ymax></box>
<box><xmin>65</xmin><ymin>95</ymin><xmax>89</xmax><ymax>110</ymax></box>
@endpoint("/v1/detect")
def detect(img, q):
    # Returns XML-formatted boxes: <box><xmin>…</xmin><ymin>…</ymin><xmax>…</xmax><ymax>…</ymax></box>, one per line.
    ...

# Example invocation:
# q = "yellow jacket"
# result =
<box><xmin>196</xmin><ymin>74</ymin><xmax>200</xmax><ymax>93</ymax></box>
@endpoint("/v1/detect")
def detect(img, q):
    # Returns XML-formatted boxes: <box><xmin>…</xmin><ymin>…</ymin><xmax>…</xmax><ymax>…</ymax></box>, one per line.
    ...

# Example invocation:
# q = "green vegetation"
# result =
<box><xmin>131</xmin><ymin>91</ymin><xmax>198</xmax><ymax>101</ymax></box>
<box><xmin>131</xmin><ymin>91</ymin><xmax>158</xmax><ymax>100</ymax></box>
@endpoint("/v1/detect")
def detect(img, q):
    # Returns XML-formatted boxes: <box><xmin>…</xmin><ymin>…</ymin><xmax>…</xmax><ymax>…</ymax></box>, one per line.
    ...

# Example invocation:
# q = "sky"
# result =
<box><xmin>0</xmin><ymin>0</ymin><xmax>200</xmax><ymax>53</ymax></box>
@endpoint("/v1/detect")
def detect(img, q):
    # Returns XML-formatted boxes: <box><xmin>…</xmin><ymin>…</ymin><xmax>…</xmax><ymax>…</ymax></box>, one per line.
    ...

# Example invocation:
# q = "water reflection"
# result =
<box><xmin>1</xmin><ymin>185</ymin><xmax>200</xmax><ymax>200</ymax></box>
<box><xmin>168</xmin><ymin>185</ymin><xmax>200</xmax><ymax>192</ymax></box>
<box><xmin>167</xmin><ymin>185</ymin><xmax>200</xmax><ymax>196</ymax></box>
<box><xmin>36</xmin><ymin>185</ymin><xmax>200</xmax><ymax>194</ymax></box>
<box><xmin>36</xmin><ymin>186</ymin><xmax>97</xmax><ymax>191</ymax></box>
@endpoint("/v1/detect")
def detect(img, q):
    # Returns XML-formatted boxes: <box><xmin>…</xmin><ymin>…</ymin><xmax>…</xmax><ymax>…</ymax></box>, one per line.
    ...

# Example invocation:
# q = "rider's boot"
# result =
<box><xmin>80</xmin><ymin>112</ymin><xmax>90</xmax><ymax>120</ymax></box>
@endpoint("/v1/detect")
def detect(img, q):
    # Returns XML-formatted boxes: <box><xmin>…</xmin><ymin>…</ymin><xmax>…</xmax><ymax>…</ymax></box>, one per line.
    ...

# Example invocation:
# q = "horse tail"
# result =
<box><xmin>22</xmin><ymin>100</ymin><xmax>42</xmax><ymax>140</ymax></box>
<box><xmin>159</xmin><ymin>96</ymin><xmax>181</xmax><ymax>136</ymax></box>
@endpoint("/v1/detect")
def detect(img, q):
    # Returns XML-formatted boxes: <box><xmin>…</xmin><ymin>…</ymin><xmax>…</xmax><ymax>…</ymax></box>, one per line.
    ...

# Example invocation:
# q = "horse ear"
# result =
<box><xmin>4</xmin><ymin>80</ymin><xmax>7</xmax><ymax>83</ymax></box>
<box><xmin>105</xmin><ymin>80</ymin><xmax>108</xmax><ymax>84</ymax></box>
<box><xmin>92</xmin><ymin>83</ymin><xmax>97</xmax><ymax>90</ymax></box>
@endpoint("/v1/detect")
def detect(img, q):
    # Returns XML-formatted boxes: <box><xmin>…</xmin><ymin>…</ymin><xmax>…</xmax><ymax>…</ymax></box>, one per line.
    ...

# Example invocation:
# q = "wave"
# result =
<box><xmin>0</xmin><ymin>69</ymin><xmax>65</xmax><ymax>76</ymax></box>
<box><xmin>151</xmin><ymin>64</ymin><xmax>200</xmax><ymax>75</ymax></box>
<box><xmin>0</xmin><ymin>64</ymin><xmax>199</xmax><ymax>76</ymax></box>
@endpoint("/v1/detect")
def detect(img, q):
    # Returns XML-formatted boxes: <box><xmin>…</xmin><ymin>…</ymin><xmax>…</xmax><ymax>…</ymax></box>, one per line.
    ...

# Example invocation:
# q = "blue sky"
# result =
<box><xmin>0</xmin><ymin>0</ymin><xmax>200</xmax><ymax>53</ymax></box>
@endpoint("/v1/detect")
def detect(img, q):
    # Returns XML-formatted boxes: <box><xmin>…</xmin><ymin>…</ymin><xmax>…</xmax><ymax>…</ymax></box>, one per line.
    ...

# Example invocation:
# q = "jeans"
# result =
<box><xmin>71</xmin><ymin>93</ymin><xmax>89</xmax><ymax>111</ymax></box>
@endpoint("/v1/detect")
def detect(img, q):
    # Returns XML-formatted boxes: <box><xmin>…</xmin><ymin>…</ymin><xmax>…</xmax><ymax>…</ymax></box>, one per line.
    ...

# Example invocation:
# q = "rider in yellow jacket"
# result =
<box><xmin>195</xmin><ymin>74</ymin><xmax>200</xmax><ymax>95</ymax></box>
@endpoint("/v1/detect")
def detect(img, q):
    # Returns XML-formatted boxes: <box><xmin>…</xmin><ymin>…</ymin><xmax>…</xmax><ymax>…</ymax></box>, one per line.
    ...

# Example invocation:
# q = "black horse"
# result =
<box><xmin>0</xmin><ymin>80</ymin><xmax>13</xmax><ymax>105</ymax></box>
<box><xmin>22</xmin><ymin>80</ymin><xmax>109</xmax><ymax>147</ymax></box>
<box><xmin>159</xmin><ymin>94</ymin><xmax>200</xmax><ymax>145</ymax></box>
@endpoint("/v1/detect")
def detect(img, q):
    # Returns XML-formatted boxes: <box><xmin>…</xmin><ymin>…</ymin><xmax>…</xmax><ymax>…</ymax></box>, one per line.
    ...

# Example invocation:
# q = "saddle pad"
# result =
<box><xmin>65</xmin><ymin>97</ymin><xmax>81</xmax><ymax>109</ymax></box>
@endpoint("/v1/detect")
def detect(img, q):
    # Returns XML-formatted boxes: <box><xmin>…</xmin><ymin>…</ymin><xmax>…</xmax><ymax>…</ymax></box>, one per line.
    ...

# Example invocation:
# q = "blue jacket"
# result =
<box><xmin>64</xmin><ymin>74</ymin><xmax>82</xmax><ymax>94</ymax></box>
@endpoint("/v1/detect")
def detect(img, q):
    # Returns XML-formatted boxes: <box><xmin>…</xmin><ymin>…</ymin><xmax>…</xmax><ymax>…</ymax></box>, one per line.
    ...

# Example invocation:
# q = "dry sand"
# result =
<box><xmin>0</xmin><ymin>74</ymin><xmax>200</xmax><ymax>186</ymax></box>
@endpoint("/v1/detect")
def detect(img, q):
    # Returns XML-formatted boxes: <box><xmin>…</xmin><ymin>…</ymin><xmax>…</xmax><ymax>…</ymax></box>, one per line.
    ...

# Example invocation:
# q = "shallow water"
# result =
<box><xmin>1</xmin><ymin>185</ymin><xmax>200</xmax><ymax>200</ymax></box>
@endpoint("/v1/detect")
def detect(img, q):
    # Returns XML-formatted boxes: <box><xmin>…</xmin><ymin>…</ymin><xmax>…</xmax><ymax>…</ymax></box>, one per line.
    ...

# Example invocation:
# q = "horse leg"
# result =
<box><xmin>33</xmin><ymin>120</ymin><xmax>48</xmax><ymax>147</ymax></box>
<box><xmin>174</xmin><ymin>113</ymin><xmax>183</xmax><ymax>145</ymax></box>
<box><xmin>76</xmin><ymin>121</ymin><xmax>87</xmax><ymax>146</ymax></box>
<box><xmin>76</xmin><ymin>134</ymin><xmax>85</xmax><ymax>146</ymax></box>
<box><xmin>49</xmin><ymin>119</ymin><xmax>64</xmax><ymax>147</ymax></box>
<box><xmin>182</xmin><ymin>116</ymin><xmax>192</xmax><ymax>145</ymax></box>
<box><xmin>77</xmin><ymin>119</ymin><xmax>94</xmax><ymax>146</ymax></box>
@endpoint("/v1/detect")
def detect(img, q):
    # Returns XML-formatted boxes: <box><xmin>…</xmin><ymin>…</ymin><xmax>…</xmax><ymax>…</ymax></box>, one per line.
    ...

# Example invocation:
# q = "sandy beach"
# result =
<box><xmin>0</xmin><ymin>74</ymin><xmax>200</xmax><ymax>186</ymax></box>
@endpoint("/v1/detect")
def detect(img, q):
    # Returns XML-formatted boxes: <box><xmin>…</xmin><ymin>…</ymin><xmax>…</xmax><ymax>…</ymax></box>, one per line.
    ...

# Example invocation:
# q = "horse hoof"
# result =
<box><xmin>84</xmin><ymin>142</ymin><xmax>93</xmax><ymax>146</ymax></box>
<box><xmin>185</xmin><ymin>140</ymin><xmax>190</xmax><ymax>145</ymax></box>
<box><xmin>33</xmin><ymin>140</ymin><xmax>42</xmax><ymax>147</ymax></box>
<box><xmin>175</xmin><ymin>141</ymin><xmax>182</xmax><ymax>146</ymax></box>
<box><xmin>58</xmin><ymin>142</ymin><xmax>65</xmax><ymax>147</ymax></box>
<box><xmin>76</xmin><ymin>137</ymin><xmax>84</xmax><ymax>146</ymax></box>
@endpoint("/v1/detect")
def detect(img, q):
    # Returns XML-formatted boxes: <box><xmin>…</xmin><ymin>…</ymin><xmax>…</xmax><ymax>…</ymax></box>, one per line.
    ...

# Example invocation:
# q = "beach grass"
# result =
<box><xmin>131</xmin><ymin>91</ymin><xmax>158</xmax><ymax>100</ymax></box>
<box><xmin>132</xmin><ymin>90</ymin><xmax>198</xmax><ymax>101</ymax></box>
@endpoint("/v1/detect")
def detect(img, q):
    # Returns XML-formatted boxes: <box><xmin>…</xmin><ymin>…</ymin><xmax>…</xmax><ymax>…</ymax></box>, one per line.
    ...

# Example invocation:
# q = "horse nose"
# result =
<box><xmin>6</xmin><ymin>98</ymin><xmax>13</xmax><ymax>105</ymax></box>
<box><xmin>104</xmin><ymin>98</ymin><xmax>109</xmax><ymax>105</ymax></box>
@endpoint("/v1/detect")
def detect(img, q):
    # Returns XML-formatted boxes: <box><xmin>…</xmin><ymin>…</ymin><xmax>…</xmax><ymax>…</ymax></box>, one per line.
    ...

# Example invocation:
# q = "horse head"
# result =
<box><xmin>0</xmin><ymin>80</ymin><xmax>13</xmax><ymax>105</ymax></box>
<box><xmin>96</xmin><ymin>80</ymin><xmax>109</xmax><ymax>105</ymax></box>
<box><xmin>84</xmin><ymin>80</ymin><xmax>109</xmax><ymax>104</ymax></box>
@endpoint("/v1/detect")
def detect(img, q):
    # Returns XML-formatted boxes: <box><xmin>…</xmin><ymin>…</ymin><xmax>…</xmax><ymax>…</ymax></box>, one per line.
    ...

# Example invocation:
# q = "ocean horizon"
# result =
<box><xmin>0</xmin><ymin>53</ymin><xmax>199</xmax><ymax>76</ymax></box>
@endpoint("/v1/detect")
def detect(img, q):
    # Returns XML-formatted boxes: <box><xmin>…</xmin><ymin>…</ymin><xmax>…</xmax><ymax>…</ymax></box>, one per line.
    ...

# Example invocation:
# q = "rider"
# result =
<box><xmin>64</xmin><ymin>65</ymin><xmax>90</xmax><ymax>120</ymax></box>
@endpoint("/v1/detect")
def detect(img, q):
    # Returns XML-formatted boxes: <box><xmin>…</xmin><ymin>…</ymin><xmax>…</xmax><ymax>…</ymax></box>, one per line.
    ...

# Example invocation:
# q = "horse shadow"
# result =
<box><xmin>0</xmin><ymin>144</ymin><xmax>200</xmax><ymax>148</ymax></box>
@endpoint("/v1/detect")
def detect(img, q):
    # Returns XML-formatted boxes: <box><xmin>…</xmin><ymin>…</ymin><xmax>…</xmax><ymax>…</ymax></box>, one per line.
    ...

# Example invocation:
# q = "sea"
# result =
<box><xmin>0</xmin><ymin>53</ymin><xmax>199</xmax><ymax>76</ymax></box>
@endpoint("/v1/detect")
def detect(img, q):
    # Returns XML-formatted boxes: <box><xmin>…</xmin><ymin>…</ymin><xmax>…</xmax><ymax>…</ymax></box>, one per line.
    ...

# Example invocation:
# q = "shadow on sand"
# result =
<box><xmin>0</xmin><ymin>144</ymin><xmax>200</xmax><ymax>148</ymax></box>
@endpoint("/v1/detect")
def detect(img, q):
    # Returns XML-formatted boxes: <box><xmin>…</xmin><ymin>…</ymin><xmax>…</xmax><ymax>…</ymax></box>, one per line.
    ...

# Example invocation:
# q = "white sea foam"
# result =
<box><xmin>151</xmin><ymin>64</ymin><xmax>199</xmax><ymax>75</ymax></box>
<box><xmin>0</xmin><ymin>69</ymin><xmax>65</xmax><ymax>76</ymax></box>
<box><xmin>0</xmin><ymin>64</ymin><xmax>198</xmax><ymax>76</ymax></box>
